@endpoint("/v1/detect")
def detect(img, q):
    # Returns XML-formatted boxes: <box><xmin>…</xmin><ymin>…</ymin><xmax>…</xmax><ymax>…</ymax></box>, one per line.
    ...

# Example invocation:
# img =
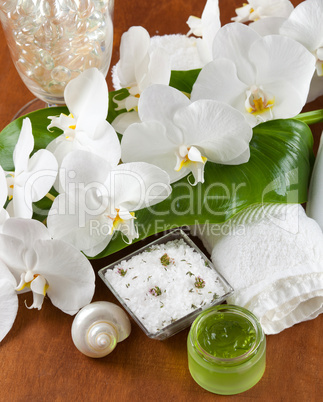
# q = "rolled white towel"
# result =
<box><xmin>192</xmin><ymin>204</ymin><xmax>323</xmax><ymax>334</ymax></box>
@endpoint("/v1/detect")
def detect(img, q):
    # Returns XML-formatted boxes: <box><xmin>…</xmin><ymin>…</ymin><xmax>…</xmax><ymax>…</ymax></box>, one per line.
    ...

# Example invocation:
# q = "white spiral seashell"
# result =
<box><xmin>71</xmin><ymin>301</ymin><xmax>131</xmax><ymax>358</ymax></box>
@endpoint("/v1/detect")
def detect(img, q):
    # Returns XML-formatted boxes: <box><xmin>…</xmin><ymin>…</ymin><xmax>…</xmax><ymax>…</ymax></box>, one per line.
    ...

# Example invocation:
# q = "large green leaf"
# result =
<box><xmin>97</xmin><ymin>118</ymin><xmax>314</xmax><ymax>257</ymax></box>
<box><xmin>0</xmin><ymin>89</ymin><xmax>314</xmax><ymax>259</ymax></box>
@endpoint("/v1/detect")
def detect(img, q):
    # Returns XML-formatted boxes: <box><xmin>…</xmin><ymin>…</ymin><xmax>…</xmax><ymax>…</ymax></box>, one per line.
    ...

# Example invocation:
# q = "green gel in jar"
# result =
<box><xmin>187</xmin><ymin>305</ymin><xmax>266</xmax><ymax>395</ymax></box>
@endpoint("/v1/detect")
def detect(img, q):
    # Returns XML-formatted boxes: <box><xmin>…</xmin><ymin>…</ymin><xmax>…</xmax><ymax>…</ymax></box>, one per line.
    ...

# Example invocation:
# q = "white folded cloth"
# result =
<box><xmin>192</xmin><ymin>204</ymin><xmax>323</xmax><ymax>334</ymax></box>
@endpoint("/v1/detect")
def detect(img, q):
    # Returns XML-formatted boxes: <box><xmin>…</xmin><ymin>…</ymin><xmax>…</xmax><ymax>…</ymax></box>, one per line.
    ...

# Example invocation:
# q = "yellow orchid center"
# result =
<box><xmin>245</xmin><ymin>85</ymin><xmax>275</xmax><ymax>115</ymax></box>
<box><xmin>107</xmin><ymin>208</ymin><xmax>136</xmax><ymax>235</ymax></box>
<box><xmin>15</xmin><ymin>272</ymin><xmax>49</xmax><ymax>310</ymax></box>
<box><xmin>174</xmin><ymin>145</ymin><xmax>207</xmax><ymax>185</ymax></box>
<box><xmin>68</xmin><ymin>113</ymin><xmax>76</xmax><ymax>130</ymax></box>
<box><xmin>16</xmin><ymin>273</ymin><xmax>49</xmax><ymax>295</ymax></box>
<box><xmin>175</xmin><ymin>145</ymin><xmax>207</xmax><ymax>172</ymax></box>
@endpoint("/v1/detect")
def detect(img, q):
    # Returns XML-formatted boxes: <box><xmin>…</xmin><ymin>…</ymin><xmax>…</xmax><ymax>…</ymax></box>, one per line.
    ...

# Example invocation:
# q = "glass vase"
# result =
<box><xmin>0</xmin><ymin>0</ymin><xmax>114</xmax><ymax>106</ymax></box>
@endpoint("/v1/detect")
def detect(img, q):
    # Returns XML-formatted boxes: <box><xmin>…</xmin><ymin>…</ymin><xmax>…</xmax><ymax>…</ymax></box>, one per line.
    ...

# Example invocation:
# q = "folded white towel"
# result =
<box><xmin>192</xmin><ymin>204</ymin><xmax>323</xmax><ymax>334</ymax></box>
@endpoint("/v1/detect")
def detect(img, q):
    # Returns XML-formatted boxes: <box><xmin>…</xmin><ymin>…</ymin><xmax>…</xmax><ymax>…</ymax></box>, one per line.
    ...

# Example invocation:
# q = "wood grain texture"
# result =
<box><xmin>0</xmin><ymin>1</ymin><xmax>323</xmax><ymax>401</ymax></box>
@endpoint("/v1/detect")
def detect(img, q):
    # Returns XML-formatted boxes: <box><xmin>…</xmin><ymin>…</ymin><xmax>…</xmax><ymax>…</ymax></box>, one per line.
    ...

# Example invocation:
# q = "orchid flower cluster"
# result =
<box><xmin>0</xmin><ymin>0</ymin><xmax>322</xmax><ymax>343</ymax></box>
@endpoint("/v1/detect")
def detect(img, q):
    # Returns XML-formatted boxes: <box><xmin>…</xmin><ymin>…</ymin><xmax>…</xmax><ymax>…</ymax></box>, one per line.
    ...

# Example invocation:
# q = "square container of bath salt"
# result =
<box><xmin>99</xmin><ymin>229</ymin><xmax>234</xmax><ymax>340</ymax></box>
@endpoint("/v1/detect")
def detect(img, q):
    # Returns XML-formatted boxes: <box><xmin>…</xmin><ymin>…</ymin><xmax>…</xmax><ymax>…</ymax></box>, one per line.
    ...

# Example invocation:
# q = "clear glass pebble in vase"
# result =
<box><xmin>0</xmin><ymin>0</ymin><xmax>114</xmax><ymax>110</ymax></box>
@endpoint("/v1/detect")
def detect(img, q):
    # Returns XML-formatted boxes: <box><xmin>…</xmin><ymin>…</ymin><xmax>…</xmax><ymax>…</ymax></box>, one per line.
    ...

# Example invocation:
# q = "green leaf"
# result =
<box><xmin>96</xmin><ymin>118</ymin><xmax>314</xmax><ymax>257</ymax></box>
<box><xmin>0</xmin><ymin>99</ymin><xmax>314</xmax><ymax>260</ymax></box>
<box><xmin>169</xmin><ymin>69</ymin><xmax>201</xmax><ymax>94</ymax></box>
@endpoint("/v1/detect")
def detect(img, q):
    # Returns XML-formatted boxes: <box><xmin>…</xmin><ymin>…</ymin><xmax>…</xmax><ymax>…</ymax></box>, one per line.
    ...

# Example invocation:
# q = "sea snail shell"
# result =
<box><xmin>71</xmin><ymin>301</ymin><xmax>131</xmax><ymax>358</ymax></box>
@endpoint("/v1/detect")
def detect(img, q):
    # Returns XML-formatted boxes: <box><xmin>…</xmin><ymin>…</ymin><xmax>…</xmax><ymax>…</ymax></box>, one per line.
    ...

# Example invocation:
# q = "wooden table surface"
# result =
<box><xmin>0</xmin><ymin>0</ymin><xmax>323</xmax><ymax>401</ymax></box>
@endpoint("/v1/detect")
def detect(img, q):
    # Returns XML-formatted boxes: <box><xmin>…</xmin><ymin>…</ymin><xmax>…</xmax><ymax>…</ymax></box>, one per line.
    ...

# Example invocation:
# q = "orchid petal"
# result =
<box><xmin>114</xmin><ymin>215</ymin><xmax>139</xmax><ymax>244</ymax></box>
<box><xmin>187</xmin><ymin>16</ymin><xmax>204</xmax><ymax>37</ymax></box>
<box><xmin>107</xmin><ymin>162</ymin><xmax>171</xmax><ymax>212</ymax></box>
<box><xmin>26</xmin><ymin>275</ymin><xmax>47</xmax><ymax>310</ymax></box>
<box><xmin>59</xmin><ymin>150</ymin><xmax>111</xmax><ymax>192</ymax></box>
<box><xmin>0</xmin><ymin>260</ymin><xmax>18</xmax><ymax>342</ymax></box>
<box><xmin>0</xmin><ymin>234</ymin><xmax>31</xmax><ymax>283</ymax></box>
<box><xmin>138</xmin><ymin>84</ymin><xmax>190</xmax><ymax>131</ymax></box>
<box><xmin>47</xmin><ymin>122</ymin><xmax>120</xmax><ymax>178</ymax></box>
<box><xmin>173</xmin><ymin>100</ymin><xmax>252</xmax><ymax>164</ymax></box>
<box><xmin>251</xmin><ymin>34</ymin><xmax>315</xmax><ymax>101</ymax></box>
<box><xmin>0</xmin><ymin>166</ymin><xmax>7</xmax><ymax>208</ymax></box>
<box><xmin>13</xmin><ymin>118</ymin><xmax>34</xmax><ymax>176</ymax></box>
<box><xmin>112</xmin><ymin>110</ymin><xmax>141</xmax><ymax>135</ymax></box>
<box><xmin>250</xmin><ymin>17</ymin><xmax>287</xmax><ymax>36</ymax></box>
<box><xmin>191</xmin><ymin>59</ymin><xmax>248</xmax><ymax>105</ymax></box>
<box><xmin>32</xmin><ymin>239</ymin><xmax>95</xmax><ymax>315</ymax></box>
<box><xmin>81</xmin><ymin>234</ymin><xmax>113</xmax><ymax>258</ymax></box>
<box><xmin>212</xmin><ymin>23</ymin><xmax>259</xmax><ymax>85</ymax></box>
<box><xmin>26</xmin><ymin>149</ymin><xmax>58</xmax><ymax>202</ymax></box>
<box><xmin>280</xmin><ymin>0</ymin><xmax>323</xmax><ymax>52</ymax></box>
<box><xmin>7</xmin><ymin>148</ymin><xmax>57</xmax><ymax>218</ymax></box>
<box><xmin>46</xmin><ymin>134</ymin><xmax>77</xmax><ymax>168</ymax></box>
<box><xmin>0</xmin><ymin>209</ymin><xmax>9</xmax><ymax>232</ymax></box>
<box><xmin>64</xmin><ymin>68</ymin><xmax>108</xmax><ymax>134</ymax></box>
<box><xmin>125</xmin><ymin>95</ymin><xmax>139</xmax><ymax>112</ymax></box>
<box><xmin>86</xmin><ymin>120</ymin><xmax>121</xmax><ymax>167</ymax></box>
<box><xmin>122</xmin><ymin>120</ymin><xmax>185</xmax><ymax>183</ymax></box>
<box><xmin>117</xmin><ymin>26</ymin><xmax>151</xmax><ymax>87</ymax></box>
<box><xmin>2</xmin><ymin>217</ymin><xmax>50</xmax><ymax>246</ymax></box>
<box><xmin>8</xmin><ymin>184</ymin><xmax>33</xmax><ymax>219</ymax></box>
<box><xmin>232</xmin><ymin>3</ymin><xmax>252</xmax><ymax>23</ymax></box>
<box><xmin>187</xmin><ymin>0</ymin><xmax>220</xmax><ymax>38</ymax></box>
<box><xmin>260</xmin><ymin>81</ymin><xmax>305</xmax><ymax>120</ymax></box>
<box><xmin>307</xmin><ymin>72</ymin><xmax>323</xmax><ymax>103</ymax></box>
<box><xmin>232</xmin><ymin>0</ymin><xmax>293</xmax><ymax>22</ymax></box>
<box><xmin>187</xmin><ymin>158</ymin><xmax>206</xmax><ymax>186</ymax></box>
<box><xmin>140</xmin><ymin>49</ymin><xmax>171</xmax><ymax>90</ymax></box>
<box><xmin>47</xmin><ymin>193</ymin><xmax>110</xmax><ymax>253</ymax></box>
<box><xmin>25</xmin><ymin>291</ymin><xmax>44</xmax><ymax>310</ymax></box>
<box><xmin>47</xmin><ymin>113</ymin><xmax>75</xmax><ymax>132</ymax></box>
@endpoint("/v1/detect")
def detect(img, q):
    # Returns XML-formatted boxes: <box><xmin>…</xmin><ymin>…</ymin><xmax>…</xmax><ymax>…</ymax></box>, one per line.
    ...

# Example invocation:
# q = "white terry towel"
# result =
<box><xmin>192</xmin><ymin>204</ymin><xmax>323</xmax><ymax>334</ymax></box>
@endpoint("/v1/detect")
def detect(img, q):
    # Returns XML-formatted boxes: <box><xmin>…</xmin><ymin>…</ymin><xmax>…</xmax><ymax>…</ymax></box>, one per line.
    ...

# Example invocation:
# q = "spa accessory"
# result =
<box><xmin>71</xmin><ymin>301</ymin><xmax>131</xmax><ymax>358</ymax></box>
<box><xmin>192</xmin><ymin>204</ymin><xmax>323</xmax><ymax>334</ymax></box>
<box><xmin>99</xmin><ymin>229</ymin><xmax>233</xmax><ymax>340</ymax></box>
<box><xmin>0</xmin><ymin>0</ymin><xmax>114</xmax><ymax>111</ymax></box>
<box><xmin>187</xmin><ymin>305</ymin><xmax>266</xmax><ymax>395</ymax></box>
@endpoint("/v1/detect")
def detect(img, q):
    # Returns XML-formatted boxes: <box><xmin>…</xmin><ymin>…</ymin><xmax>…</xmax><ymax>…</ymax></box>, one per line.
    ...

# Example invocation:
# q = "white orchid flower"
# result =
<box><xmin>3</xmin><ymin>118</ymin><xmax>58</xmax><ymax>218</ymax></box>
<box><xmin>232</xmin><ymin>0</ymin><xmax>293</xmax><ymax>23</ymax></box>
<box><xmin>191</xmin><ymin>23</ymin><xmax>316</xmax><ymax>127</ymax></box>
<box><xmin>280</xmin><ymin>0</ymin><xmax>323</xmax><ymax>102</ymax></box>
<box><xmin>47</xmin><ymin>150</ymin><xmax>171</xmax><ymax>257</ymax></box>
<box><xmin>0</xmin><ymin>218</ymin><xmax>95</xmax><ymax>315</ymax></box>
<box><xmin>112</xmin><ymin>26</ymin><xmax>171</xmax><ymax>134</ymax></box>
<box><xmin>121</xmin><ymin>85</ymin><xmax>252</xmax><ymax>185</ymax></box>
<box><xmin>46</xmin><ymin>68</ymin><xmax>120</xmax><ymax>170</ymax></box>
<box><xmin>249</xmin><ymin>17</ymin><xmax>288</xmax><ymax>36</ymax></box>
<box><xmin>186</xmin><ymin>0</ymin><xmax>221</xmax><ymax>64</ymax></box>
<box><xmin>0</xmin><ymin>260</ymin><xmax>18</xmax><ymax>342</ymax></box>
<box><xmin>0</xmin><ymin>166</ymin><xmax>9</xmax><ymax>231</ymax></box>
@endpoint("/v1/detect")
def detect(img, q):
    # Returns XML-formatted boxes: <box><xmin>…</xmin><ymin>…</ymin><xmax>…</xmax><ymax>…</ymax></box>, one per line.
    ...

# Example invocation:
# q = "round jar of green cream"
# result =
<box><xmin>187</xmin><ymin>305</ymin><xmax>266</xmax><ymax>395</ymax></box>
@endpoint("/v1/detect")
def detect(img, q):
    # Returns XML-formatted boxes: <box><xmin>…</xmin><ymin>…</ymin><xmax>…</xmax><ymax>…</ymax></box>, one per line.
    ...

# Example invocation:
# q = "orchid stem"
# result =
<box><xmin>294</xmin><ymin>109</ymin><xmax>323</xmax><ymax>125</ymax></box>
<box><xmin>45</xmin><ymin>193</ymin><xmax>56</xmax><ymax>202</ymax></box>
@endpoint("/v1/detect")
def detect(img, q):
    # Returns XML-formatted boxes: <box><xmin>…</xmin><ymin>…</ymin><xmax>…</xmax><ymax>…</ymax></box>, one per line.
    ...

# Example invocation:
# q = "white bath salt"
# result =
<box><xmin>104</xmin><ymin>239</ymin><xmax>225</xmax><ymax>334</ymax></box>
